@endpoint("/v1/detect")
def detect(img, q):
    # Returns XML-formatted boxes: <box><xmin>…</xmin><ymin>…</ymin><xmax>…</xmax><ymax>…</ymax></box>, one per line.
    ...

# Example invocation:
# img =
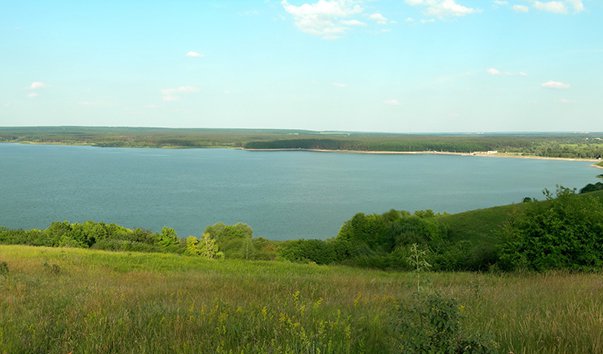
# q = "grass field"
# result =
<box><xmin>1</xmin><ymin>245</ymin><xmax>603</xmax><ymax>353</ymax></box>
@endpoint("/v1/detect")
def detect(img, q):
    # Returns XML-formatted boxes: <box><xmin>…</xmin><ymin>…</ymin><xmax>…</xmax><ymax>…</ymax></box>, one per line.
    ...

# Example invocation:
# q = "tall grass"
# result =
<box><xmin>1</xmin><ymin>245</ymin><xmax>602</xmax><ymax>353</ymax></box>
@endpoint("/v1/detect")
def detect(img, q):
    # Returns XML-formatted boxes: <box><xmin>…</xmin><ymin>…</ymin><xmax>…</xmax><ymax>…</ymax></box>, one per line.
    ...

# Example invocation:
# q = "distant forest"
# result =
<box><xmin>1</xmin><ymin>126</ymin><xmax>603</xmax><ymax>159</ymax></box>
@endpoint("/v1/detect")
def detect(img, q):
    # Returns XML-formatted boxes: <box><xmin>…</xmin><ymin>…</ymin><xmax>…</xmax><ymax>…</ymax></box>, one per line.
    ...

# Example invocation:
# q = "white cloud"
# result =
<box><xmin>487</xmin><ymin>68</ymin><xmax>502</xmax><ymax>76</ymax></box>
<box><xmin>384</xmin><ymin>98</ymin><xmax>400</xmax><ymax>106</ymax></box>
<box><xmin>542</xmin><ymin>81</ymin><xmax>570</xmax><ymax>89</ymax></box>
<box><xmin>341</xmin><ymin>19</ymin><xmax>366</xmax><ymax>26</ymax></box>
<box><xmin>406</xmin><ymin>0</ymin><xmax>477</xmax><ymax>18</ymax></box>
<box><xmin>186</xmin><ymin>51</ymin><xmax>203</xmax><ymax>58</ymax></box>
<box><xmin>560</xmin><ymin>98</ymin><xmax>576</xmax><ymax>104</ymax></box>
<box><xmin>486</xmin><ymin>67</ymin><xmax>527</xmax><ymax>77</ymax></box>
<box><xmin>27</xmin><ymin>81</ymin><xmax>46</xmax><ymax>97</ymax></box>
<box><xmin>369</xmin><ymin>13</ymin><xmax>390</xmax><ymax>24</ymax></box>
<box><xmin>534</xmin><ymin>1</ymin><xmax>567</xmax><ymax>13</ymax></box>
<box><xmin>161</xmin><ymin>86</ymin><xmax>200</xmax><ymax>101</ymax></box>
<box><xmin>30</xmin><ymin>82</ymin><xmax>45</xmax><ymax>89</ymax></box>
<box><xmin>512</xmin><ymin>5</ymin><xmax>529</xmax><ymax>12</ymax></box>
<box><xmin>281</xmin><ymin>0</ymin><xmax>364</xmax><ymax>39</ymax></box>
<box><xmin>566</xmin><ymin>0</ymin><xmax>584</xmax><ymax>12</ymax></box>
<box><xmin>332</xmin><ymin>82</ymin><xmax>348</xmax><ymax>88</ymax></box>
<box><xmin>529</xmin><ymin>0</ymin><xmax>584</xmax><ymax>14</ymax></box>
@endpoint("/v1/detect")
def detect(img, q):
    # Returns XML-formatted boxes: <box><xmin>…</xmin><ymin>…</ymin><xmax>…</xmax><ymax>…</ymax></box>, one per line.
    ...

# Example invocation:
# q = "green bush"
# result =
<box><xmin>499</xmin><ymin>187</ymin><xmax>603</xmax><ymax>271</ymax></box>
<box><xmin>204</xmin><ymin>223</ymin><xmax>256</xmax><ymax>259</ymax></box>
<box><xmin>279</xmin><ymin>239</ymin><xmax>337</xmax><ymax>264</ymax></box>
<box><xmin>580</xmin><ymin>182</ymin><xmax>603</xmax><ymax>194</ymax></box>
<box><xmin>396</xmin><ymin>293</ymin><xmax>497</xmax><ymax>353</ymax></box>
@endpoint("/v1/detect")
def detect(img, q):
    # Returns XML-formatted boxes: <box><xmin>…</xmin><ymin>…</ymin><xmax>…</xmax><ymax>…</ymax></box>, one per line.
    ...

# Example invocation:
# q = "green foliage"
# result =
<box><xmin>198</xmin><ymin>233</ymin><xmax>222</xmax><ymax>259</ymax></box>
<box><xmin>184</xmin><ymin>236</ymin><xmax>201</xmax><ymax>256</ymax></box>
<box><xmin>396</xmin><ymin>293</ymin><xmax>497</xmax><ymax>353</ymax></box>
<box><xmin>280</xmin><ymin>239</ymin><xmax>337</xmax><ymax>264</ymax></box>
<box><xmin>204</xmin><ymin>223</ymin><xmax>256</xmax><ymax>259</ymax></box>
<box><xmin>580</xmin><ymin>182</ymin><xmax>603</xmax><ymax>194</ymax></box>
<box><xmin>338</xmin><ymin>209</ymin><xmax>446</xmax><ymax>253</ymax></box>
<box><xmin>184</xmin><ymin>233</ymin><xmax>224</xmax><ymax>259</ymax></box>
<box><xmin>0</xmin><ymin>221</ymin><xmax>187</xmax><ymax>254</ymax></box>
<box><xmin>252</xmin><ymin>237</ymin><xmax>279</xmax><ymax>260</ymax></box>
<box><xmin>499</xmin><ymin>187</ymin><xmax>603</xmax><ymax>271</ymax></box>
<box><xmin>158</xmin><ymin>227</ymin><xmax>179</xmax><ymax>247</ymax></box>
<box><xmin>334</xmin><ymin>210</ymin><xmax>447</xmax><ymax>270</ymax></box>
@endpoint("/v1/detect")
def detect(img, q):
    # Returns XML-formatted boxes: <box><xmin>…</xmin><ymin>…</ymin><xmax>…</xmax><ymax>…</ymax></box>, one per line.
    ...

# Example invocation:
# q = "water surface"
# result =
<box><xmin>0</xmin><ymin>143</ymin><xmax>598</xmax><ymax>239</ymax></box>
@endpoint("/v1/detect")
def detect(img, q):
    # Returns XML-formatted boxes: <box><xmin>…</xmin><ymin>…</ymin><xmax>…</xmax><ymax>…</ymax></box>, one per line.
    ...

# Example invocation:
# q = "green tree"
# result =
<box><xmin>499</xmin><ymin>186</ymin><xmax>603</xmax><ymax>271</ymax></box>
<box><xmin>204</xmin><ymin>223</ymin><xmax>254</xmax><ymax>259</ymax></box>
<box><xmin>198</xmin><ymin>233</ymin><xmax>222</xmax><ymax>259</ymax></box>
<box><xmin>158</xmin><ymin>227</ymin><xmax>179</xmax><ymax>248</ymax></box>
<box><xmin>185</xmin><ymin>236</ymin><xmax>201</xmax><ymax>256</ymax></box>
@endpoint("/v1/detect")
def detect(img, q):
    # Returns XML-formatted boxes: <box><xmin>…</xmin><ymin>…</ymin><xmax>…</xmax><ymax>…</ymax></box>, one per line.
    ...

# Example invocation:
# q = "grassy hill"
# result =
<box><xmin>1</xmin><ymin>245</ymin><xmax>603</xmax><ymax>353</ymax></box>
<box><xmin>439</xmin><ymin>203</ymin><xmax>522</xmax><ymax>244</ymax></box>
<box><xmin>440</xmin><ymin>189</ymin><xmax>603</xmax><ymax>244</ymax></box>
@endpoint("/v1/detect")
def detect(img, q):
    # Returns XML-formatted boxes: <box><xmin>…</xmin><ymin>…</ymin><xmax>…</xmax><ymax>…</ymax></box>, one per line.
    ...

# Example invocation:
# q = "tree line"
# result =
<box><xmin>2</xmin><ymin>127</ymin><xmax>603</xmax><ymax>159</ymax></box>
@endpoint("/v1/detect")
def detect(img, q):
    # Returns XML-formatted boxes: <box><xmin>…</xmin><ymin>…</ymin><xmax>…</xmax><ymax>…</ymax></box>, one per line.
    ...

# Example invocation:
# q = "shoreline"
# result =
<box><xmin>243</xmin><ymin>147</ymin><xmax>601</xmax><ymax>164</ymax></box>
<box><xmin>2</xmin><ymin>141</ymin><xmax>601</xmax><ymax>166</ymax></box>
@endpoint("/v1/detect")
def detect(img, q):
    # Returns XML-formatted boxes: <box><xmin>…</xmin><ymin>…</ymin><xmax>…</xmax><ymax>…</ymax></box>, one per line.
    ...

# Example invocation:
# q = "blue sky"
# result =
<box><xmin>1</xmin><ymin>0</ymin><xmax>601</xmax><ymax>132</ymax></box>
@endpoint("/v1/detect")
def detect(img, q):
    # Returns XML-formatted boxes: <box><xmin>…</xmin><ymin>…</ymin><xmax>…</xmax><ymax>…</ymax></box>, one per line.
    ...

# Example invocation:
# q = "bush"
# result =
<box><xmin>396</xmin><ymin>293</ymin><xmax>497</xmax><ymax>353</ymax></box>
<box><xmin>499</xmin><ymin>187</ymin><xmax>603</xmax><ymax>271</ymax></box>
<box><xmin>279</xmin><ymin>239</ymin><xmax>337</xmax><ymax>264</ymax></box>
<box><xmin>580</xmin><ymin>182</ymin><xmax>603</xmax><ymax>194</ymax></box>
<box><xmin>204</xmin><ymin>223</ymin><xmax>255</xmax><ymax>259</ymax></box>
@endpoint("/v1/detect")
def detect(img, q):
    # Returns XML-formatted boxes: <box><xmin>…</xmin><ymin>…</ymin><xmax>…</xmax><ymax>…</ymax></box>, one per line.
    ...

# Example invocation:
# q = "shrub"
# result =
<box><xmin>396</xmin><ymin>293</ymin><xmax>497</xmax><ymax>353</ymax></box>
<box><xmin>499</xmin><ymin>187</ymin><xmax>603</xmax><ymax>271</ymax></box>
<box><xmin>279</xmin><ymin>239</ymin><xmax>336</xmax><ymax>264</ymax></box>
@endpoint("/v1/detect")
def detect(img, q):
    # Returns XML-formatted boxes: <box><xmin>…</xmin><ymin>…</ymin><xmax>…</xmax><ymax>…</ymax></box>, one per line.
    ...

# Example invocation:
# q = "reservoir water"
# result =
<box><xmin>0</xmin><ymin>143</ymin><xmax>599</xmax><ymax>240</ymax></box>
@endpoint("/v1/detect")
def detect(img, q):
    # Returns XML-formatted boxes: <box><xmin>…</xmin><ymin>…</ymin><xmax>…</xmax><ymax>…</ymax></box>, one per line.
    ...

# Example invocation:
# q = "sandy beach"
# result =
<box><xmin>244</xmin><ymin>147</ymin><xmax>601</xmax><ymax>165</ymax></box>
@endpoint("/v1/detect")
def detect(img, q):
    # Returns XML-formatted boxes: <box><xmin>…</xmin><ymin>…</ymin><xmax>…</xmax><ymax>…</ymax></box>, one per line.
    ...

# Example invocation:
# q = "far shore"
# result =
<box><xmin>2</xmin><ymin>141</ymin><xmax>601</xmax><ymax>167</ymax></box>
<box><xmin>243</xmin><ymin>147</ymin><xmax>602</xmax><ymax>165</ymax></box>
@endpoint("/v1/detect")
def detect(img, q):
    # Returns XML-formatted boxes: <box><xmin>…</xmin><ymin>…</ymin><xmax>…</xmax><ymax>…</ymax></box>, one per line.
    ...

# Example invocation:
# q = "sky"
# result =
<box><xmin>1</xmin><ymin>0</ymin><xmax>602</xmax><ymax>133</ymax></box>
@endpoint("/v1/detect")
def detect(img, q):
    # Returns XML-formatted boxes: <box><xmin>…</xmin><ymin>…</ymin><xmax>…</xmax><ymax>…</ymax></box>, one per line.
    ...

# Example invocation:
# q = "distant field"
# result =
<box><xmin>1</xmin><ymin>245</ymin><xmax>602</xmax><ymax>353</ymax></box>
<box><xmin>1</xmin><ymin>126</ymin><xmax>603</xmax><ymax>159</ymax></box>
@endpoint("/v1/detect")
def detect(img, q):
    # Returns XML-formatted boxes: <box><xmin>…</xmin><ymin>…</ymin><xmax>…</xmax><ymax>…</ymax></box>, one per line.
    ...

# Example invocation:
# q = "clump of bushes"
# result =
<box><xmin>498</xmin><ymin>187</ymin><xmax>603</xmax><ymax>271</ymax></box>
<box><xmin>0</xmin><ymin>220</ymin><xmax>280</xmax><ymax>261</ymax></box>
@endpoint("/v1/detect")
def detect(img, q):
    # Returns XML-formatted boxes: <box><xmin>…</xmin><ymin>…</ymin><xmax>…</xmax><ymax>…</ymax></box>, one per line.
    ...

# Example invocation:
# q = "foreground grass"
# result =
<box><xmin>1</xmin><ymin>246</ymin><xmax>602</xmax><ymax>353</ymax></box>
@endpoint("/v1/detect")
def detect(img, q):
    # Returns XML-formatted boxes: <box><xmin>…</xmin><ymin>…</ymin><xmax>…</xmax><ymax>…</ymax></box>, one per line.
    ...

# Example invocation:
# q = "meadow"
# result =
<box><xmin>1</xmin><ymin>245</ymin><xmax>603</xmax><ymax>353</ymax></box>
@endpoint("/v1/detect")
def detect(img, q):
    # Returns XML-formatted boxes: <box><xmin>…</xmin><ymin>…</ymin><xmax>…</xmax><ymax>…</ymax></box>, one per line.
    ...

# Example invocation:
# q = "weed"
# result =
<box><xmin>43</xmin><ymin>261</ymin><xmax>61</xmax><ymax>275</ymax></box>
<box><xmin>408</xmin><ymin>243</ymin><xmax>431</xmax><ymax>293</ymax></box>
<box><xmin>396</xmin><ymin>292</ymin><xmax>497</xmax><ymax>353</ymax></box>
<box><xmin>0</xmin><ymin>261</ymin><xmax>8</xmax><ymax>276</ymax></box>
